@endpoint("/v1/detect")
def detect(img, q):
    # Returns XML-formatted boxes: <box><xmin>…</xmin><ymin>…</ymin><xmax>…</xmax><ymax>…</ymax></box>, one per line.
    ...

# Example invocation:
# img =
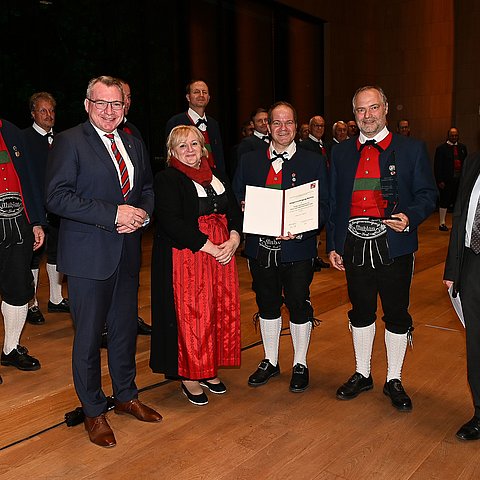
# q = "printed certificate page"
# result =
<box><xmin>243</xmin><ymin>185</ymin><xmax>283</xmax><ymax>237</ymax></box>
<box><xmin>243</xmin><ymin>180</ymin><xmax>319</xmax><ymax>237</ymax></box>
<box><xmin>283</xmin><ymin>180</ymin><xmax>319</xmax><ymax>235</ymax></box>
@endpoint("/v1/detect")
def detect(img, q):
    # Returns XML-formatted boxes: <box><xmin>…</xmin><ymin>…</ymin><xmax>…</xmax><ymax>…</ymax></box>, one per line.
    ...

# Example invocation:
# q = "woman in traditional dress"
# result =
<box><xmin>150</xmin><ymin>125</ymin><xmax>242</xmax><ymax>405</ymax></box>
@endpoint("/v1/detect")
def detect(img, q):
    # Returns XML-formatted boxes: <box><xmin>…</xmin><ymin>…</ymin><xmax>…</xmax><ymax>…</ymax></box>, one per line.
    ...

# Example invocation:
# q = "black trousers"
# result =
<box><xmin>248</xmin><ymin>257</ymin><xmax>314</xmax><ymax>324</ymax></box>
<box><xmin>439</xmin><ymin>177</ymin><xmax>460</xmax><ymax>209</ymax></box>
<box><xmin>459</xmin><ymin>247</ymin><xmax>480</xmax><ymax>417</ymax></box>
<box><xmin>0</xmin><ymin>213</ymin><xmax>34</xmax><ymax>305</ymax></box>
<box><xmin>344</xmin><ymin>248</ymin><xmax>414</xmax><ymax>334</ymax></box>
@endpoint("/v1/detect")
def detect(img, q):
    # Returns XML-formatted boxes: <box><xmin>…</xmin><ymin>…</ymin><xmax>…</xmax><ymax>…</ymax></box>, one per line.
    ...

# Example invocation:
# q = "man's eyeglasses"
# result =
<box><xmin>35</xmin><ymin>108</ymin><xmax>55</xmax><ymax>115</ymax></box>
<box><xmin>87</xmin><ymin>99</ymin><xmax>124</xmax><ymax>111</ymax></box>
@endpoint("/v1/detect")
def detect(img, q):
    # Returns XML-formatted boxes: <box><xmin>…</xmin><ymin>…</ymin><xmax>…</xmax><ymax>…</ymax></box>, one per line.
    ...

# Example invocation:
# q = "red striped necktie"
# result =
<box><xmin>105</xmin><ymin>133</ymin><xmax>130</xmax><ymax>200</ymax></box>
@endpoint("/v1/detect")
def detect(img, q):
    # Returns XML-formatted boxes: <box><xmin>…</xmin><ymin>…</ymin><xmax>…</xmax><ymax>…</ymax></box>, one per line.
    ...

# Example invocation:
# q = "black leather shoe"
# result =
<box><xmin>137</xmin><ymin>317</ymin><xmax>152</xmax><ymax>335</ymax></box>
<box><xmin>27</xmin><ymin>305</ymin><xmax>45</xmax><ymax>325</ymax></box>
<box><xmin>314</xmin><ymin>257</ymin><xmax>330</xmax><ymax>271</ymax></box>
<box><xmin>181</xmin><ymin>383</ymin><xmax>208</xmax><ymax>405</ymax></box>
<box><xmin>248</xmin><ymin>359</ymin><xmax>280</xmax><ymax>387</ymax></box>
<box><xmin>289</xmin><ymin>364</ymin><xmax>309</xmax><ymax>392</ymax></box>
<box><xmin>1</xmin><ymin>345</ymin><xmax>41</xmax><ymax>371</ymax></box>
<box><xmin>0</xmin><ymin>374</ymin><xmax>3</xmax><ymax>385</ymax></box>
<box><xmin>199</xmin><ymin>379</ymin><xmax>227</xmax><ymax>394</ymax></box>
<box><xmin>100</xmin><ymin>330</ymin><xmax>108</xmax><ymax>349</ymax></box>
<box><xmin>383</xmin><ymin>379</ymin><xmax>412</xmax><ymax>411</ymax></box>
<box><xmin>456</xmin><ymin>416</ymin><xmax>480</xmax><ymax>441</ymax></box>
<box><xmin>439</xmin><ymin>224</ymin><xmax>449</xmax><ymax>232</ymax></box>
<box><xmin>336</xmin><ymin>372</ymin><xmax>373</xmax><ymax>400</ymax></box>
<box><xmin>48</xmin><ymin>298</ymin><xmax>70</xmax><ymax>313</ymax></box>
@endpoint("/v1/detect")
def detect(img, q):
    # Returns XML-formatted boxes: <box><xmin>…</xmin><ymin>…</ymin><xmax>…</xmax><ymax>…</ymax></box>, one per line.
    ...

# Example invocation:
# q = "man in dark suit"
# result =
<box><xmin>114</xmin><ymin>78</ymin><xmax>152</xmax><ymax>337</ymax></box>
<box><xmin>326</xmin><ymin>120</ymin><xmax>348</xmax><ymax>160</ymax></box>
<box><xmin>117</xmin><ymin>79</ymin><xmax>144</xmax><ymax>141</ymax></box>
<box><xmin>396</xmin><ymin>119</ymin><xmax>411</xmax><ymax>137</ymax></box>
<box><xmin>298</xmin><ymin>115</ymin><xmax>330</xmax><ymax>271</ymax></box>
<box><xmin>237</xmin><ymin>108</ymin><xmax>270</xmax><ymax>155</ymax></box>
<box><xmin>23</xmin><ymin>92</ymin><xmax>70</xmax><ymax>326</ymax></box>
<box><xmin>233</xmin><ymin>101</ymin><xmax>329</xmax><ymax>393</ymax></box>
<box><xmin>0</xmin><ymin>118</ymin><xmax>45</xmax><ymax>384</ymax></box>
<box><xmin>298</xmin><ymin>115</ymin><xmax>328</xmax><ymax>159</ymax></box>
<box><xmin>165</xmin><ymin>79</ymin><xmax>225</xmax><ymax>173</ymax></box>
<box><xmin>347</xmin><ymin>120</ymin><xmax>359</xmax><ymax>138</ymax></box>
<box><xmin>327</xmin><ymin>85</ymin><xmax>437</xmax><ymax>412</ymax></box>
<box><xmin>228</xmin><ymin>119</ymin><xmax>256</xmax><ymax>179</ymax></box>
<box><xmin>444</xmin><ymin>152</ymin><xmax>480</xmax><ymax>441</ymax></box>
<box><xmin>434</xmin><ymin>127</ymin><xmax>468</xmax><ymax>231</ymax></box>
<box><xmin>233</xmin><ymin>107</ymin><xmax>270</xmax><ymax>171</ymax></box>
<box><xmin>45</xmin><ymin>76</ymin><xmax>162</xmax><ymax>447</ymax></box>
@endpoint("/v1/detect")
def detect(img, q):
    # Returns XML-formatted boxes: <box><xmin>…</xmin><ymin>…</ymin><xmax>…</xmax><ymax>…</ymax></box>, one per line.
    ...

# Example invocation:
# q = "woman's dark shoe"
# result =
<box><xmin>199</xmin><ymin>379</ymin><xmax>227</xmax><ymax>394</ymax></box>
<box><xmin>181</xmin><ymin>383</ymin><xmax>208</xmax><ymax>405</ymax></box>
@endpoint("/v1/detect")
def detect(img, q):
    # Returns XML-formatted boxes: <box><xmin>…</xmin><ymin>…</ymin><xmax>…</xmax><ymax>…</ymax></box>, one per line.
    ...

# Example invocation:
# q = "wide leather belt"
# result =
<box><xmin>348</xmin><ymin>217</ymin><xmax>386</xmax><ymax>240</ymax></box>
<box><xmin>0</xmin><ymin>192</ymin><xmax>23</xmax><ymax>218</ymax></box>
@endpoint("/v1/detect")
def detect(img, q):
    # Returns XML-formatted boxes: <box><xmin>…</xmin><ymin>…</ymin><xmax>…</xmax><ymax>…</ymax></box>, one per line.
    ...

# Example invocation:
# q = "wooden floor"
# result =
<box><xmin>1</xmin><ymin>213</ymin><xmax>480</xmax><ymax>479</ymax></box>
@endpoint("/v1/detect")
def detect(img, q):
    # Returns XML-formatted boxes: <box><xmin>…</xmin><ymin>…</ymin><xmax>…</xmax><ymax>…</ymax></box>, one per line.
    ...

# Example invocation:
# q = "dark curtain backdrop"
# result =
<box><xmin>0</xmin><ymin>0</ymin><xmax>324</xmax><ymax>175</ymax></box>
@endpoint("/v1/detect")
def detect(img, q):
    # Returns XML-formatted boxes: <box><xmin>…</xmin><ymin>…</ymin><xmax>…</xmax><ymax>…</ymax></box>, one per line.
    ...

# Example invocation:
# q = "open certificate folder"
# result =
<box><xmin>243</xmin><ymin>180</ymin><xmax>319</xmax><ymax>237</ymax></box>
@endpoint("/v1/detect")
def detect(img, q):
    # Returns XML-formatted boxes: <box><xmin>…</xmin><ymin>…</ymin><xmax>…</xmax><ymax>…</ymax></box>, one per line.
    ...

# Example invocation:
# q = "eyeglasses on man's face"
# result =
<box><xmin>35</xmin><ymin>108</ymin><xmax>55</xmax><ymax>115</ymax></box>
<box><xmin>87</xmin><ymin>99</ymin><xmax>124</xmax><ymax>111</ymax></box>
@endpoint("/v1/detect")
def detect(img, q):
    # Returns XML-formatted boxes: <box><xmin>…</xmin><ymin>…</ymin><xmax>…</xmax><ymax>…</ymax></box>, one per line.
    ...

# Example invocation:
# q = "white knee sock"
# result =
<box><xmin>385</xmin><ymin>329</ymin><xmax>408</xmax><ymax>382</ymax></box>
<box><xmin>352</xmin><ymin>323</ymin><xmax>376</xmax><ymax>377</ymax></box>
<box><xmin>439</xmin><ymin>207</ymin><xmax>447</xmax><ymax>225</ymax></box>
<box><xmin>46</xmin><ymin>263</ymin><xmax>64</xmax><ymax>304</ymax></box>
<box><xmin>290</xmin><ymin>321</ymin><xmax>312</xmax><ymax>367</ymax></box>
<box><xmin>260</xmin><ymin>316</ymin><xmax>282</xmax><ymax>367</ymax></box>
<box><xmin>31</xmin><ymin>268</ymin><xmax>39</xmax><ymax>307</ymax></box>
<box><xmin>2</xmin><ymin>302</ymin><xmax>28</xmax><ymax>354</ymax></box>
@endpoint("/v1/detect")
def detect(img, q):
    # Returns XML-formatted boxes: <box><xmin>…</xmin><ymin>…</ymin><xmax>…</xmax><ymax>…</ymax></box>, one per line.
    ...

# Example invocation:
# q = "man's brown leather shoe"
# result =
<box><xmin>114</xmin><ymin>398</ymin><xmax>162</xmax><ymax>422</ymax></box>
<box><xmin>84</xmin><ymin>414</ymin><xmax>116</xmax><ymax>448</ymax></box>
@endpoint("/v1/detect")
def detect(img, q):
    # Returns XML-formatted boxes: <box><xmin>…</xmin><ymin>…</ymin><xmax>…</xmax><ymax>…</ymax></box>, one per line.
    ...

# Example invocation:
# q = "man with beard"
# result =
<box><xmin>327</xmin><ymin>85</ymin><xmax>437</xmax><ymax>411</ymax></box>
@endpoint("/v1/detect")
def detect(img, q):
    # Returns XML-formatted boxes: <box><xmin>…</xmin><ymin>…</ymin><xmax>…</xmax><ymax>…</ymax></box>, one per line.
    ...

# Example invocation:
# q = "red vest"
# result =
<box><xmin>350</xmin><ymin>133</ymin><xmax>392</xmax><ymax>218</ymax></box>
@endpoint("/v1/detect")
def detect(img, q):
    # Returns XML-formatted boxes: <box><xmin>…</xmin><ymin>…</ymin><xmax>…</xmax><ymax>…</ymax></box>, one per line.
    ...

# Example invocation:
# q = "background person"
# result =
<box><xmin>23</xmin><ymin>92</ymin><xmax>69</xmax><ymax>325</ymax></box>
<box><xmin>434</xmin><ymin>127</ymin><xmax>468</xmax><ymax>231</ymax></box>
<box><xmin>166</xmin><ymin>79</ymin><xmax>226</xmax><ymax>174</ymax></box>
